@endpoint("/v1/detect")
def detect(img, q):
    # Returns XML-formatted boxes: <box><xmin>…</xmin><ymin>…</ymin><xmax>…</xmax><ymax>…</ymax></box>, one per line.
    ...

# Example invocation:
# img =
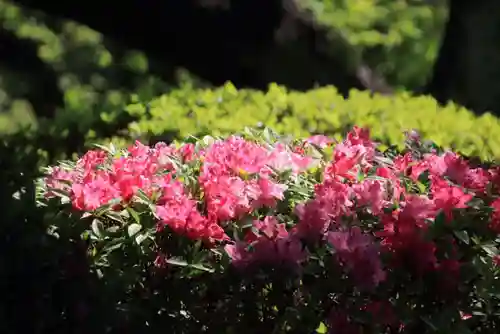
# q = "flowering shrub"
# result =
<box><xmin>39</xmin><ymin>127</ymin><xmax>500</xmax><ymax>333</ymax></box>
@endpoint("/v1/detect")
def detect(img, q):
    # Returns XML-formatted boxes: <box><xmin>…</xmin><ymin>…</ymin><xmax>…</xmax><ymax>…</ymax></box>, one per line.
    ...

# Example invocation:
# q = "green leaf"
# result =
<box><xmin>127</xmin><ymin>207</ymin><xmax>141</xmax><ymax>224</ymax></box>
<box><xmin>166</xmin><ymin>257</ymin><xmax>189</xmax><ymax>267</ymax></box>
<box><xmin>94</xmin><ymin>198</ymin><xmax>122</xmax><ymax>217</ymax></box>
<box><xmin>262</xmin><ymin>127</ymin><xmax>276</xmax><ymax>144</ymax></box>
<box><xmin>416</xmin><ymin>181</ymin><xmax>426</xmax><ymax>193</ymax></box>
<box><xmin>316</xmin><ymin>322</ymin><xmax>327</xmax><ymax>334</ymax></box>
<box><xmin>104</xmin><ymin>210</ymin><xmax>126</xmax><ymax>224</ymax></box>
<box><xmin>454</xmin><ymin>230</ymin><xmax>470</xmax><ymax>245</ymax></box>
<box><xmin>91</xmin><ymin>219</ymin><xmax>103</xmax><ymax>239</ymax></box>
<box><xmin>136</xmin><ymin>189</ymin><xmax>152</xmax><ymax>204</ymax></box>
<box><xmin>135</xmin><ymin>232</ymin><xmax>149</xmax><ymax>245</ymax></box>
<box><xmin>103</xmin><ymin>238</ymin><xmax>124</xmax><ymax>254</ymax></box>
<box><xmin>109</xmin><ymin>142</ymin><xmax>117</xmax><ymax>155</ymax></box>
<box><xmin>480</xmin><ymin>243</ymin><xmax>497</xmax><ymax>257</ymax></box>
<box><xmin>202</xmin><ymin>135</ymin><xmax>215</xmax><ymax>146</ymax></box>
<box><xmin>127</xmin><ymin>223</ymin><xmax>142</xmax><ymax>237</ymax></box>
<box><xmin>189</xmin><ymin>263</ymin><xmax>215</xmax><ymax>273</ymax></box>
<box><xmin>466</xmin><ymin>197</ymin><xmax>484</xmax><ymax>208</ymax></box>
<box><xmin>48</xmin><ymin>187</ymin><xmax>70</xmax><ymax>199</ymax></box>
<box><xmin>92</xmin><ymin>143</ymin><xmax>115</xmax><ymax>155</ymax></box>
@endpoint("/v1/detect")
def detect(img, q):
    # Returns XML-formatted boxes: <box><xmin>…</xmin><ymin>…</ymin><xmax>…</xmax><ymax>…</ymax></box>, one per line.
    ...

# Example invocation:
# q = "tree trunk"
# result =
<box><xmin>426</xmin><ymin>0</ymin><xmax>500</xmax><ymax>115</ymax></box>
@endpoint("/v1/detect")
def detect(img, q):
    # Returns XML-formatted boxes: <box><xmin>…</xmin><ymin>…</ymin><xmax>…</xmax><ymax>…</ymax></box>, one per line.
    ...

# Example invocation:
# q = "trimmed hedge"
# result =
<box><xmin>111</xmin><ymin>83</ymin><xmax>500</xmax><ymax>160</ymax></box>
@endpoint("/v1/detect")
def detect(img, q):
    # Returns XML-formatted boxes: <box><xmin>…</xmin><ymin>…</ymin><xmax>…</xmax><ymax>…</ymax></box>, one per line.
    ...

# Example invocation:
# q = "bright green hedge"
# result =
<box><xmin>102</xmin><ymin>83</ymin><xmax>500</xmax><ymax>160</ymax></box>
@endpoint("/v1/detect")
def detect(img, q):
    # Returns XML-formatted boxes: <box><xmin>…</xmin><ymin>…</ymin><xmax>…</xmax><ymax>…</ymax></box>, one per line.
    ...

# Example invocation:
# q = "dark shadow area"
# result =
<box><xmin>4</xmin><ymin>0</ymin><xmax>392</xmax><ymax>122</ymax></box>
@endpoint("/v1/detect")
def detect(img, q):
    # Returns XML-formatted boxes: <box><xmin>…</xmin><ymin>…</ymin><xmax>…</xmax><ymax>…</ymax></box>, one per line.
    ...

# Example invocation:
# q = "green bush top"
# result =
<box><xmin>114</xmin><ymin>83</ymin><xmax>500</xmax><ymax>160</ymax></box>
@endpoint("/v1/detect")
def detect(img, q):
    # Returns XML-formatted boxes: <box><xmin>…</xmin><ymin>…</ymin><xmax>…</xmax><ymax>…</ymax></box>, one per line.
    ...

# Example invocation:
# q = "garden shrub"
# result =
<box><xmin>116</xmin><ymin>83</ymin><xmax>500</xmax><ymax>160</ymax></box>
<box><xmin>40</xmin><ymin>126</ymin><xmax>500</xmax><ymax>333</ymax></box>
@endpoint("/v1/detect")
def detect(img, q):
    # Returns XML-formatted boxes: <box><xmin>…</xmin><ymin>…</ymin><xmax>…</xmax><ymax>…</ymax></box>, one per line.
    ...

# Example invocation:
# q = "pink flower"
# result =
<box><xmin>325</xmin><ymin>146</ymin><xmax>366</xmax><ymax>182</ymax></box>
<box><xmin>393</xmin><ymin>153</ymin><xmax>428</xmax><ymax>181</ymax></box>
<box><xmin>250</xmin><ymin>216</ymin><xmax>288</xmax><ymax>240</ymax></box>
<box><xmin>251</xmin><ymin>177</ymin><xmax>287</xmax><ymax>208</ymax></box>
<box><xmin>460</xmin><ymin>311</ymin><xmax>473</xmax><ymax>321</ymax></box>
<box><xmin>71</xmin><ymin>174</ymin><xmax>120</xmax><ymax>211</ymax></box>
<box><xmin>156</xmin><ymin>179</ymin><xmax>228</xmax><ymax>243</ymax></box>
<box><xmin>46</xmin><ymin>141</ymin><xmax>195</xmax><ymax>212</ymax></box>
<box><xmin>224</xmin><ymin>242</ymin><xmax>251</xmax><ymax>268</ymax></box>
<box><xmin>431</xmin><ymin>177</ymin><xmax>472</xmax><ymax>221</ymax></box>
<box><xmin>399</xmin><ymin>194</ymin><xmax>437</xmax><ymax>223</ymax></box>
<box><xmin>404</xmin><ymin>129</ymin><xmax>421</xmax><ymax>142</ymax></box>
<box><xmin>225</xmin><ymin>216</ymin><xmax>305</xmax><ymax>269</ymax></box>
<box><xmin>352</xmin><ymin>179</ymin><xmax>388</xmax><ymax>215</ymax></box>
<box><xmin>305</xmin><ymin>134</ymin><xmax>333</xmax><ymax>148</ymax></box>
<box><xmin>492</xmin><ymin>255</ymin><xmax>500</xmax><ymax>267</ymax></box>
<box><xmin>327</xmin><ymin>227</ymin><xmax>386</xmax><ymax>289</ymax></box>
<box><xmin>203</xmin><ymin>175</ymin><xmax>251</xmax><ymax>222</ymax></box>
<box><xmin>267</xmin><ymin>143</ymin><xmax>316</xmax><ymax>173</ymax></box>
<box><xmin>44</xmin><ymin>166</ymin><xmax>74</xmax><ymax>198</ymax></box>
<box><xmin>463</xmin><ymin>167</ymin><xmax>492</xmax><ymax>193</ymax></box>
<box><xmin>488</xmin><ymin>198</ymin><xmax>500</xmax><ymax>233</ymax></box>
<box><xmin>295</xmin><ymin>180</ymin><xmax>353</xmax><ymax>240</ymax></box>
<box><xmin>323</xmin><ymin>127</ymin><xmax>377</xmax><ymax>182</ymax></box>
<box><xmin>199</xmin><ymin>137</ymin><xmax>291</xmax><ymax>222</ymax></box>
<box><xmin>377</xmin><ymin>212</ymin><xmax>438</xmax><ymax>275</ymax></box>
<box><xmin>425</xmin><ymin>151</ymin><xmax>472</xmax><ymax>187</ymax></box>
<box><xmin>376</xmin><ymin>166</ymin><xmax>404</xmax><ymax>201</ymax></box>
<box><xmin>345</xmin><ymin>126</ymin><xmax>375</xmax><ymax>149</ymax></box>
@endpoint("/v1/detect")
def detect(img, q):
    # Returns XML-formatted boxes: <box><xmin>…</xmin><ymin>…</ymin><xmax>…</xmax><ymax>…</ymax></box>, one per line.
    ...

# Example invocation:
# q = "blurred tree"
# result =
<box><xmin>4</xmin><ymin>0</ymin><xmax>392</xmax><ymax>120</ymax></box>
<box><xmin>301</xmin><ymin>0</ymin><xmax>447</xmax><ymax>91</ymax></box>
<box><xmin>4</xmin><ymin>0</ymin><xmax>498</xmax><ymax>117</ymax></box>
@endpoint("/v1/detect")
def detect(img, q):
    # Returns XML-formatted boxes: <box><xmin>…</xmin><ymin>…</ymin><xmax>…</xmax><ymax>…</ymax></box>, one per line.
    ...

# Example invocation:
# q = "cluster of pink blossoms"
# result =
<box><xmin>43</xmin><ymin>134</ymin><xmax>315</xmax><ymax>245</ymax></box>
<box><xmin>43</xmin><ymin>127</ymin><xmax>500</xmax><ymax>268</ymax></box>
<box><xmin>42</xmin><ymin>126</ymin><xmax>500</xmax><ymax>333</ymax></box>
<box><xmin>43</xmin><ymin>127</ymin><xmax>500</xmax><ymax>263</ymax></box>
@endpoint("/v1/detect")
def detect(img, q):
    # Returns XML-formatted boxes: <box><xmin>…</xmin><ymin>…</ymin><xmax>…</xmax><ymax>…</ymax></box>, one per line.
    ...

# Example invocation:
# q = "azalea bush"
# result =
<box><xmin>38</xmin><ymin>127</ymin><xmax>500</xmax><ymax>333</ymax></box>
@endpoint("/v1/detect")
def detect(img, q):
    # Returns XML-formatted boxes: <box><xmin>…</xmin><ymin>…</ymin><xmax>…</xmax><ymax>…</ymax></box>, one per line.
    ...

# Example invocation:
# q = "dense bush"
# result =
<box><xmin>40</xmin><ymin>127</ymin><xmax>500</xmax><ymax>333</ymax></box>
<box><xmin>113</xmin><ymin>83</ymin><xmax>500</xmax><ymax>160</ymax></box>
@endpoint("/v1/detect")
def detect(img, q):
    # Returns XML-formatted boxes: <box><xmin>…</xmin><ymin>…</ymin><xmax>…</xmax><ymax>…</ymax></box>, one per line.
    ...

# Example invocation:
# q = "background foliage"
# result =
<box><xmin>302</xmin><ymin>0</ymin><xmax>447</xmax><ymax>90</ymax></box>
<box><xmin>0</xmin><ymin>0</ymin><xmax>173</xmax><ymax>134</ymax></box>
<box><xmin>0</xmin><ymin>0</ymin><xmax>446</xmax><ymax>137</ymax></box>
